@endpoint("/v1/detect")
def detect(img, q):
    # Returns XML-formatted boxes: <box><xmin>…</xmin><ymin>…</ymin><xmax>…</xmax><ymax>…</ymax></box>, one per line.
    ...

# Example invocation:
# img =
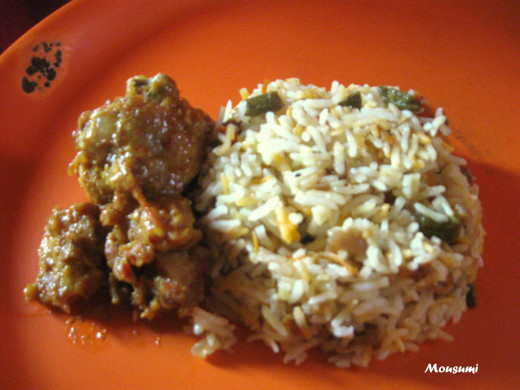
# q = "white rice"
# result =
<box><xmin>191</xmin><ymin>79</ymin><xmax>484</xmax><ymax>367</ymax></box>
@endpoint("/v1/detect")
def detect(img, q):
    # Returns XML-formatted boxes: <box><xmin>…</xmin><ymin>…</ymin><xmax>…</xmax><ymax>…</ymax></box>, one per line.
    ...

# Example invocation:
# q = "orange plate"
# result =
<box><xmin>1</xmin><ymin>0</ymin><xmax>519</xmax><ymax>389</ymax></box>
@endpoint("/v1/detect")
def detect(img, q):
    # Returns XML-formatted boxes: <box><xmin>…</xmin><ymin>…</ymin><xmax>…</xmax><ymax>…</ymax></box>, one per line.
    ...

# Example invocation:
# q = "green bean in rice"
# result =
<box><xmin>191</xmin><ymin>78</ymin><xmax>484</xmax><ymax>367</ymax></box>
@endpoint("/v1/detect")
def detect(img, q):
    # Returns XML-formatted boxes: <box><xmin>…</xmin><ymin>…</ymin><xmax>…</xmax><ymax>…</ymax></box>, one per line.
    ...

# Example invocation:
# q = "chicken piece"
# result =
<box><xmin>103</xmin><ymin>195</ymin><xmax>205</xmax><ymax>318</ymax></box>
<box><xmin>135</xmin><ymin>195</ymin><xmax>202</xmax><ymax>253</ymax></box>
<box><xmin>69</xmin><ymin>74</ymin><xmax>214</xmax><ymax>204</ymax></box>
<box><xmin>120</xmin><ymin>247</ymin><xmax>209</xmax><ymax>319</ymax></box>
<box><xmin>24</xmin><ymin>203</ymin><xmax>107</xmax><ymax>313</ymax></box>
<box><xmin>104</xmin><ymin>195</ymin><xmax>201</xmax><ymax>282</ymax></box>
<box><xmin>150</xmin><ymin>247</ymin><xmax>208</xmax><ymax>317</ymax></box>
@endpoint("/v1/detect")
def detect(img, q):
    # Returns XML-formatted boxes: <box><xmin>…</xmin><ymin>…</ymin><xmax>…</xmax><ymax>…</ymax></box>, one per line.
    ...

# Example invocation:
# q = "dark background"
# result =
<box><xmin>0</xmin><ymin>0</ymin><xmax>71</xmax><ymax>53</ymax></box>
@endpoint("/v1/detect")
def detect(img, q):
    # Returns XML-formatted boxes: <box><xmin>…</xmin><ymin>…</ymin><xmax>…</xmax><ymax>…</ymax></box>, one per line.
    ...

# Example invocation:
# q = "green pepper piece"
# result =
<box><xmin>245</xmin><ymin>91</ymin><xmax>283</xmax><ymax>116</ymax></box>
<box><xmin>379</xmin><ymin>86</ymin><xmax>422</xmax><ymax>111</ymax></box>
<box><xmin>417</xmin><ymin>214</ymin><xmax>461</xmax><ymax>244</ymax></box>
<box><xmin>466</xmin><ymin>283</ymin><xmax>477</xmax><ymax>308</ymax></box>
<box><xmin>339</xmin><ymin>92</ymin><xmax>362</xmax><ymax>109</ymax></box>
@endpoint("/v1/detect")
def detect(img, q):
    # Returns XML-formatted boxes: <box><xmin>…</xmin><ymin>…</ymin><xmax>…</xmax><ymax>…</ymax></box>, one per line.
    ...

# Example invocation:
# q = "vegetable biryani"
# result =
<box><xmin>193</xmin><ymin>78</ymin><xmax>483</xmax><ymax>366</ymax></box>
<box><xmin>26</xmin><ymin>75</ymin><xmax>484</xmax><ymax>368</ymax></box>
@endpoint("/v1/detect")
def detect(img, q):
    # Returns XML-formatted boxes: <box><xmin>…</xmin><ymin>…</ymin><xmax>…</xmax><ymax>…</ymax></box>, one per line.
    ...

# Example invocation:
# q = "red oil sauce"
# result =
<box><xmin>66</xmin><ymin>316</ymin><xmax>110</xmax><ymax>350</ymax></box>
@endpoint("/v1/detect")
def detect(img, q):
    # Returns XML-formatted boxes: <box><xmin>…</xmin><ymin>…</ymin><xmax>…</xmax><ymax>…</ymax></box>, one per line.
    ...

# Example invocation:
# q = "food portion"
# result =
<box><xmin>194</xmin><ymin>79</ymin><xmax>483</xmax><ymax>366</ymax></box>
<box><xmin>25</xmin><ymin>202</ymin><xmax>107</xmax><ymax>313</ymax></box>
<box><xmin>26</xmin><ymin>75</ymin><xmax>484</xmax><ymax>368</ymax></box>
<box><xmin>26</xmin><ymin>74</ymin><xmax>214</xmax><ymax>319</ymax></box>
<box><xmin>70</xmin><ymin>74</ymin><xmax>211</xmax><ymax>204</ymax></box>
